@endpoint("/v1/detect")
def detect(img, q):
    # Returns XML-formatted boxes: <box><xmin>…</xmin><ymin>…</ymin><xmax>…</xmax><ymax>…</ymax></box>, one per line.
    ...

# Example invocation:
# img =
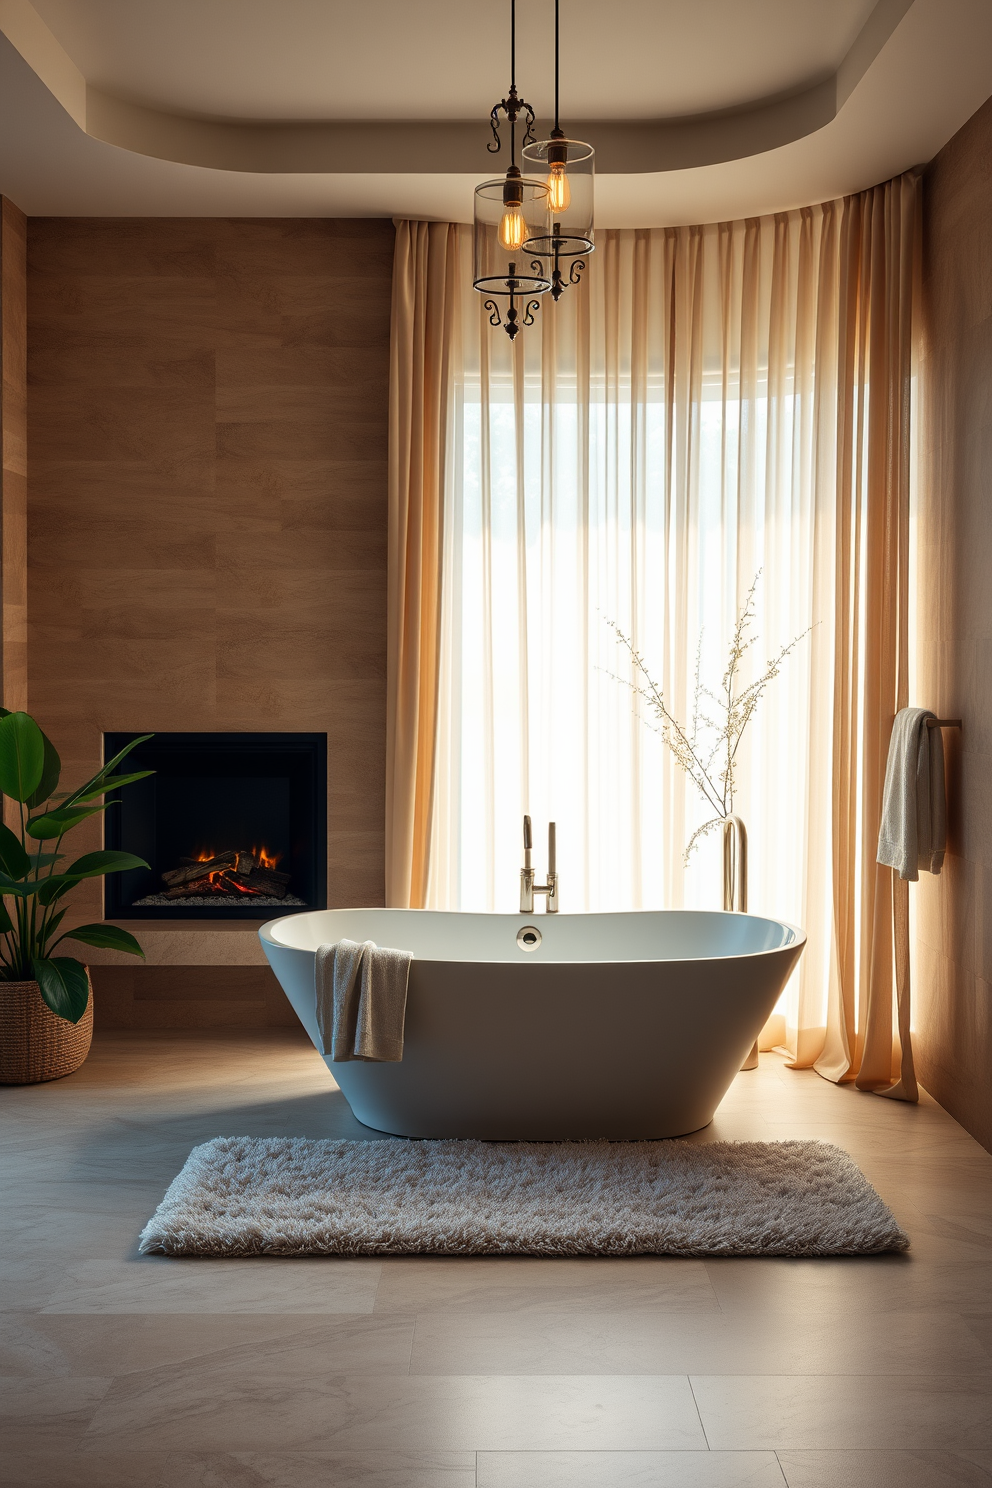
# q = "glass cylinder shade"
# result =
<box><xmin>473</xmin><ymin>175</ymin><xmax>553</xmax><ymax>297</ymax></box>
<box><xmin>521</xmin><ymin>137</ymin><xmax>594</xmax><ymax>257</ymax></box>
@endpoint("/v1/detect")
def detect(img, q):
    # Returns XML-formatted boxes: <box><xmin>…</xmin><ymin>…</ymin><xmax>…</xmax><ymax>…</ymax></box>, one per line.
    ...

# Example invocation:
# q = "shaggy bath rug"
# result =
<box><xmin>138</xmin><ymin>1137</ymin><xmax>908</xmax><ymax>1258</ymax></box>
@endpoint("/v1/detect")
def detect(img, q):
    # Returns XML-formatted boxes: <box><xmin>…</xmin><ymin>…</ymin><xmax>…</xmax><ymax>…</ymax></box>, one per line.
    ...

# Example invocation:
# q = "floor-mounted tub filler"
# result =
<box><xmin>260</xmin><ymin>908</ymin><xmax>805</xmax><ymax>1140</ymax></box>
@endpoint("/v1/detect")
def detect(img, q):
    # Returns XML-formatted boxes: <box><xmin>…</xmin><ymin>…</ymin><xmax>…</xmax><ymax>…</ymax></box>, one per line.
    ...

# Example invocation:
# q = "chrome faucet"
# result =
<box><xmin>520</xmin><ymin>815</ymin><xmax>558</xmax><ymax>913</ymax></box>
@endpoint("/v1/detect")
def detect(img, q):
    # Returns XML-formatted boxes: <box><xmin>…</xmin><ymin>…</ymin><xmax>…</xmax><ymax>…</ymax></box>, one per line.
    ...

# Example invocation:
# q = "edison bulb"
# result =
<box><xmin>498</xmin><ymin>206</ymin><xmax>526</xmax><ymax>251</ymax></box>
<box><xmin>547</xmin><ymin>163</ymin><xmax>571</xmax><ymax>214</ymax></box>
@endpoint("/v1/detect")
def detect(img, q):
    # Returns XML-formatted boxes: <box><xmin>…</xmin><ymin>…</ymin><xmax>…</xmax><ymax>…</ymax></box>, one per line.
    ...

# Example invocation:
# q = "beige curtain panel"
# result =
<box><xmin>386</xmin><ymin>173</ymin><xmax>921</xmax><ymax>1098</ymax></box>
<box><xmin>385</xmin><ymin>220</ymin><xmax>459</xmax><ymax>910</ymax></box>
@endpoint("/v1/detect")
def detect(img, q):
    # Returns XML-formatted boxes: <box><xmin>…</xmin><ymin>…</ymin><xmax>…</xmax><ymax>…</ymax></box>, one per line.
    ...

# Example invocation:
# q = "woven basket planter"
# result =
<box><xmin>0</xmin><ymin>972</ymin><xmax>93</xmax><ymax>1085</ymax></box>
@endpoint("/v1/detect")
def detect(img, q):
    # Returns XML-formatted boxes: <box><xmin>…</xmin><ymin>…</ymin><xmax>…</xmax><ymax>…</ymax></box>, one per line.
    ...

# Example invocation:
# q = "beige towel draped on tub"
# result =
<box><xmin>315</xmin><ymin>939</ymin><xmax>412</xmax><ymax>1062</ymax></box>
<box><xmin>877</xmin><ymin>707</ymin><xmax>946</xmax><ymax>881</ymax></box>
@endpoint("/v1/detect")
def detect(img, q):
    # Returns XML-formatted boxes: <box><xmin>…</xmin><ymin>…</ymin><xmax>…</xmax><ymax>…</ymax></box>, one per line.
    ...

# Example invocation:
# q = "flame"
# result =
<box><xmin>187</xmin><ymin>869</ymin><xmax>267</xmax><ymax>897</ymax></box>
<box><xmin>192</xmin><ymin>846</ymin><xmax>281</xmax><ymax>869</ymax></box>
<box><xmin>184</xmin><ymin>845</ymin><xmax>282</xmax><ymax>897</ymax></box>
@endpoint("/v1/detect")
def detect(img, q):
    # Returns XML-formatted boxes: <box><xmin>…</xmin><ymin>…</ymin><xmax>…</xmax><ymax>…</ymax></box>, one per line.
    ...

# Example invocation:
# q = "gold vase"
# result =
<box><xmin>723</xmin><ymin>818</ymin><xmax>759</xmax><ymax>1071</ymax></box>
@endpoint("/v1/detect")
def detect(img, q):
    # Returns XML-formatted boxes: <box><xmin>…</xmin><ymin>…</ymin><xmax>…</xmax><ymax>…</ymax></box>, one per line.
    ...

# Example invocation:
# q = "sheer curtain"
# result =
<box><xmin>389</xmin><ymin>174</ymin><xmax>920</xmax><ymax>1091</ymax></box>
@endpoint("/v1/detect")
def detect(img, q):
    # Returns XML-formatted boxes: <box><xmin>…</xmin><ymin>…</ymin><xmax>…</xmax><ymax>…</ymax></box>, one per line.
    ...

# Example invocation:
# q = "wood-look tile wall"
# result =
<box><xmin>1</xmin><ymin>197</ymin><xmax>27</xmax><ymax>715</ymax></box>
<box><xmin>93</xmin><ymin>965</ymin><xmax>299</xmax><ymax>1031</ymax></box>
<box><xmin>917</xmin><ymin>97</ymin><xmax>992</xmax><ymax>1153</ymax></box>
<box><xmin>26</xmin><ymin>220</ymin><xmax>393</xmax><ymax>1010</ymax></box>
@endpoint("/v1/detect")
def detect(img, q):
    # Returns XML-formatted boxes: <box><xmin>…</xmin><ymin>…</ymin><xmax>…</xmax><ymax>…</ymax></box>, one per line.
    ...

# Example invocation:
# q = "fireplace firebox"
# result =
<box><xmin>103</xmin><ymin>733</ymin><xmax>326</xmax><ymax>921</ymax></box>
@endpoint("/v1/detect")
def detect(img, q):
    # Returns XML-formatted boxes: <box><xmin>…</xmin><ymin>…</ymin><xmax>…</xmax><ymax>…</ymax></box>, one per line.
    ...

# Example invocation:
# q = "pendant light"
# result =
<box><xmin>522</xmin><ymin>0</ymin><xmax>594</xmax><ymax>300</ymax></box>
<box><xmin>473</xmin><ymin>0</ymin><xmax>552</xmax><ymax>339</ymax></box>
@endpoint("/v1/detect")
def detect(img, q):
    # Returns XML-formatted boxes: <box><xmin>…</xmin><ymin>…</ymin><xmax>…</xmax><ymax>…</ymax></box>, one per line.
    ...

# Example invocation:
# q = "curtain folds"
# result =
<box><xmin>385</xmin><ymin>221</ymin><xmax>459</xmax><ymax>908</ymax></box>
<box><xmin>814</xmin><ymin>177</ymin><xmax>920</xmax><ymax>1097</ymax></box>
<box><xmin>387</xmin><ymin>173</ymin><xmax>921</xmax><ymax>1096</ymax></box>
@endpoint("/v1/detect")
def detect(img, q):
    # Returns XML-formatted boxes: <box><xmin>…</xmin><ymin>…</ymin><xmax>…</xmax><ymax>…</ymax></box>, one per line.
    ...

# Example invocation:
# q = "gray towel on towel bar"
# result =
<box><xmin>877</xmin><ymin>707</ymin><xmax>946</xmax><ymax>881</ymax></box>
<box><xmin>315</xmin><ymin>939</ymin><xmax>412</xmax><ymax>1062</ymax></box>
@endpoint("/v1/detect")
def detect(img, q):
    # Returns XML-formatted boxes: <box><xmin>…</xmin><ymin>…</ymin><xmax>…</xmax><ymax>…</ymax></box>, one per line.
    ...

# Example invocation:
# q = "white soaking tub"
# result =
<box><xmin>259</xmin><ymin>908</ymin><xmax>805</xmax><ymax>1140</ymax></box>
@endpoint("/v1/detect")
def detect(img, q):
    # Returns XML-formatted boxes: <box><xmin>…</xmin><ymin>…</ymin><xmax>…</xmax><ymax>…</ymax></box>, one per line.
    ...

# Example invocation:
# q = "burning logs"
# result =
<box><xmin>162</xmin><ymin>854</ymin><xmax>236</xmax><ymax>888</ymax></box>
<box><xmin>161</xmin><ymin>848</ymin><xmax>291</xmax><ymax>900</ymax></box>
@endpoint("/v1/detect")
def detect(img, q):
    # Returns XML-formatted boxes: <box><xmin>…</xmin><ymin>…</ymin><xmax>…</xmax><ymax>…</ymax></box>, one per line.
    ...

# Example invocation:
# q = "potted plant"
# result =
<box><xmin>0</xmin><ymin>710</ymin><xmax>152</xmax><ymax>1084</ymax></box>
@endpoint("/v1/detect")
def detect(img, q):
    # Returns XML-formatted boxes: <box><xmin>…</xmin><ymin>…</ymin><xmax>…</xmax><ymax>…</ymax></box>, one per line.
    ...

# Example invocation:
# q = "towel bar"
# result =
<box><xmin>925</xmin><ymin>717</ymin><xmax>962</xmax><ymax>729</ymax></box>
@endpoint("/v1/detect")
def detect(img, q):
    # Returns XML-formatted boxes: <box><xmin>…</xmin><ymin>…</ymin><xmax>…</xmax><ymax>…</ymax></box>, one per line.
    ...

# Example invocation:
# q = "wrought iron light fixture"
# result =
<box><xmin>522</xmin><ymin>0</ymin><xmax>595</xmax><ymax>299</ymax></box>
<box><xmin>473</xmin><ymin>0</ymin><xmax>552</xmax><ymax>339</ymax></box>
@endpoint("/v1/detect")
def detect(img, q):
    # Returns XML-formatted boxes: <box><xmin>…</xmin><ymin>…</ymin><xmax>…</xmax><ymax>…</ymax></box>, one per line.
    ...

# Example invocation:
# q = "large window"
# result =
<box><xmin>391</xmin><ymin>180</ymin><xmax>918</xmax><ymax>1085</ymax></box>
<box><xmin>429</xmin><ymin>224</ymin><xmax>827</xmax><ymax>979</ymax></box>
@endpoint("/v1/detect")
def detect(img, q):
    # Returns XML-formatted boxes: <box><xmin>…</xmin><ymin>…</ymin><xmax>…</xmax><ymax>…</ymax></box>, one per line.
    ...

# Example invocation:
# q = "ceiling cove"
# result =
<box><xmin>1</xmin><ymin>0</ymin><xmax>991</xmax><ymax>223</ymax></box>
<box><xmin>1</xmin><ymin>0</ymin><xmax>914</xmax><ymax>172</ymax></box>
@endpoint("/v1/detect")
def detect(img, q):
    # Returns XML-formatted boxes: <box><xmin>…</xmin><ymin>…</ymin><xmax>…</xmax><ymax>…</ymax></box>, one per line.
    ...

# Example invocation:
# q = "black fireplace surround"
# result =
<box><xmin>103</xmin><ymin>732</ymin><xmax>327</xmax><ymax>921</ymax></box>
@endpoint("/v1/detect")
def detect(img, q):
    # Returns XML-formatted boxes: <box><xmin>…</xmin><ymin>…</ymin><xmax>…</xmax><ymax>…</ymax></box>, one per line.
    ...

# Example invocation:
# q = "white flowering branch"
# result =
<box><xmin>606</xmin><ymin>572</ymin><xmax>812</xmax><ymax>863</ymax></box>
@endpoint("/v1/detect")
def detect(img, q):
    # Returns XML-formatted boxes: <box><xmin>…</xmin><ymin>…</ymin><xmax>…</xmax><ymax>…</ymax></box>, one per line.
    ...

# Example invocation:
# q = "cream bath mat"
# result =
<box><xmin>138</xmin><ymin>1137</ymin><xmax>908</xmax><ymax>1258</ymax></box>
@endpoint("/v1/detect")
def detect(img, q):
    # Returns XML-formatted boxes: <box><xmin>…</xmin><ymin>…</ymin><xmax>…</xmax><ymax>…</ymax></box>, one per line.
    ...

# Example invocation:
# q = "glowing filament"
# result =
<box><xmin>498</xmin><ymin>206</ymin><xmax>526</xmax><ymax>251</ymax></box>
<box><xmin>547</xmin><ymin>162</ymin><xmax>571</xmax><ymax>213</ymax></box>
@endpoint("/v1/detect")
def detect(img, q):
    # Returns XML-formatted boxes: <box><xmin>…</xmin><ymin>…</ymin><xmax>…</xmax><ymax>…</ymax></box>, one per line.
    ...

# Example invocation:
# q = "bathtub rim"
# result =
<box><xmin>259</xmin><ymin>906</ymin><xmax>806</xmax><ymax>967</ymax></box>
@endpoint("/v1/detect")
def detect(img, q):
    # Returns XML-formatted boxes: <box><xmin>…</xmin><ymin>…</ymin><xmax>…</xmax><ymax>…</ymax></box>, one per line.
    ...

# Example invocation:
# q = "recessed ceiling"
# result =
<box><xmin>27</xmin><ymin>0</ymin><xmax>877</xmax><ymax>123</ymax></box>
<box><xmin>0</xmin><ymin>0</ymin><xmax>990</xmax><ymax>225</ymax></box>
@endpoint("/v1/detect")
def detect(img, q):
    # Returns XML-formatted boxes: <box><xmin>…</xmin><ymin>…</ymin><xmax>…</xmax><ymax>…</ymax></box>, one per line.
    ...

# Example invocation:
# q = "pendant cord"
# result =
<box><xmin>554</xmin><ymin>0</ymin><xmax>560</xmax><ymax>132</ymax></box>
<box><xmin>510</xmin><ymin>0</ymin><xmax>517</xmax><ymax>166</ymax></box>
<box><xmin>511</xmin><ymin>0</ymin><xmax>516</xmax><ymax>90</ymax></box>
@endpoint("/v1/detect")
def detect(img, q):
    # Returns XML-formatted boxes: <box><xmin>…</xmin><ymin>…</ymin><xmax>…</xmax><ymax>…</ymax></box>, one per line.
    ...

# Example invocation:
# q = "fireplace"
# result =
<box><xmin>103</xmin><ymin>733</ymin><xmax>327</xmax><ymax>921</ymax></box>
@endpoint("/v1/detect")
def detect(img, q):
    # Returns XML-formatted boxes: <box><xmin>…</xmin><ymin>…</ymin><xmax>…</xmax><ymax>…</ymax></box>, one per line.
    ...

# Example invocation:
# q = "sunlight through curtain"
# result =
<box><xmin>390</xmin><ymin>174</ymin><xmax>920</xmax><ymax>1089</ymax></box>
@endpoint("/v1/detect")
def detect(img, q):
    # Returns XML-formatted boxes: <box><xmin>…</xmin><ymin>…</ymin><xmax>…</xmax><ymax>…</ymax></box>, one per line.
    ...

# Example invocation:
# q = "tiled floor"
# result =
<box><xmin>2</xmin><ymin>1026</ymin><xmax>991</xmax><ymax>1487</ymax></box>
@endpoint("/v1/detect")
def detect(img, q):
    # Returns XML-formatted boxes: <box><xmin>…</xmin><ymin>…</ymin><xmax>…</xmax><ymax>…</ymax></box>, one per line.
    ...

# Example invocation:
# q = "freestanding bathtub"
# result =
<box><xmin>260</xmin><ymin>908</ymin><xmax>805</xmax><ymax>1140</ymax></box>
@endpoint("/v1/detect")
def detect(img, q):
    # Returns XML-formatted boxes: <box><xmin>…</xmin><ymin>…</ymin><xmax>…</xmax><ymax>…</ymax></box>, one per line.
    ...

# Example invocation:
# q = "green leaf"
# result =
<box><xmin>63</xmin><ymin>850</ymin><xmax>148</xmax><ymax>880</ymax></box>
<box><xmin>36</xmin><ymin>875</ymin><xmax>81</xmax><ymax>907</ymax></box>
<box><xmin>0</xmin><ymin>823</ymin><xmax>30</xmax><ymax>879</ymax></box>
<box><xmin>73</xmin><ymin>769</ymin><xmax>154</xmax><ymax>803</ymax></box>
<box><xmin>60</xmin><ymin>924</ymin><xmax>145</xmax><ymax>959</ymax></box>
<box><xmin>102</xmin><ymin>734</ymin><xmax>154</xmax><ymax>775</ymax></box>
<box><xmin>0</xmin><ymin>713</ymin><xmax>45</xmax><ymax>802</ymax></box>
<box><xmin>60</xmin><ymin>736</ymin><xmax>154</xmax><ymax>809</ymax></box>
<box><xmin>40</xmin><ymin>906</ymin><xmax>67</xmax><ymax>943</ymax></box>
<box><xmin>27</xmin><ymin>849</ymin><xmax>63</xmax><ymax>868</ymax></box>
<box><xmin>26</xmin><ymin>805</ymin><xmax>109</xmax><ymax>841</ymax></box>
<box><xmin>25</xmin><ymin>730</ymin><xmax>62</xmax><ymax>809</ymax></box>
<box><xmin>0</xmin><ymin>899</ymin><xmax>13</xmax><ymax>933</ymax></box>
<box><xmin>31</xmin><ymin>956</ymin><xmax>89</xmax><ymax>1023</ymax></box>
<box><xmin>0</xmin><ymin>874</ymin><xmax>42</xmax><ymax>898</ymax></box>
